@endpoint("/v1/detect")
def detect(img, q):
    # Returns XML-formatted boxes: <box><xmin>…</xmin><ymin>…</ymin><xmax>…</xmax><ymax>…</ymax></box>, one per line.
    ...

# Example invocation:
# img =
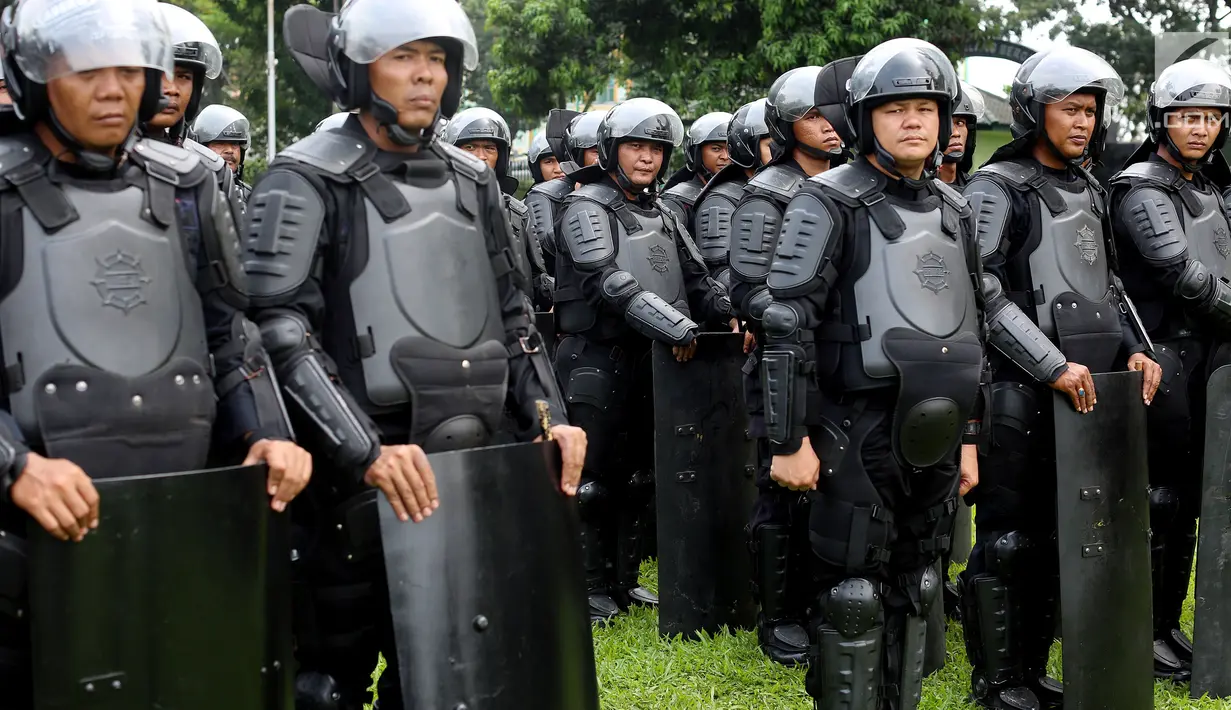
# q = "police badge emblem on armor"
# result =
<box><xmin>914</xmin><ymin>251</ymin><xmax>951</xmax><ymax>293</ymax></box>
<box><xmin>1075</xmin><ymin>225</ymin><xmax>1099</xmax><ymax>265</ymax></box>
<box><xmin>647</xmin><ymin>244</ymin><xmax>671</xmax><ymax>273</ymax></box>
<box><xmin>91</xmin><ymin>250</ymin><xmax>152</xmax><ymax>314</ymax></box>
<box><xmin>1216</xmin><ymin>226</ymin><xmax>1230</xmax><ymax>259</ymax></box>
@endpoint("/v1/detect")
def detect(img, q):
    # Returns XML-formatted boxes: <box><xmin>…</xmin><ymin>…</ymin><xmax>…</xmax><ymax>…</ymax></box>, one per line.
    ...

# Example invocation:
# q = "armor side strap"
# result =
<box><xmin>983</xmin><ymin>275</ymin><xmax>1066</xmax><ymax>382</ymax></box>
<box><xmin>259</xmin><ymin>312</ymin><xmax>380</xmax><ymax>475</ymax></box>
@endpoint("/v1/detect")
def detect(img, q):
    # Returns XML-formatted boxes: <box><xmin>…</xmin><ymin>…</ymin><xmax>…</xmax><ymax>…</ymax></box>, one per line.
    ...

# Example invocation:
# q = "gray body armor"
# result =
<box><xmin>662</xmin><ymin>177</ymin><xmax>703</xmax><ymax>225</ymax></box>
<box><xmin>273</xmin><ymin>132</ymin><xmax>509</xmax><ymax>448</ymax></box>
<box><xmin>525</xmin><ymin>179</ymin><xmax>571</xmax><ymax>262</ymax></box>
<box><xmin>570</xmin><ymin>182</ymin><xmax>689</xmax><ymax>314</ymax></box>
<box><xmin>693</xmin><ymin>176</ymin><xmax>747</xmax><ymax>269</ymax></box>
<box><xmin>979</xmin><ymin>161</ymin><xmax>1122</xmax><ymax>369</ymax></box>
<box><xmin>730</xmin><ymin>164</ymin><xmax>806</xmax><ymax>284</ymax></box>
<box><xmin>0</xmin><ymin>137</ymin><xmax>213</xmax><ymax>449</ymax></box>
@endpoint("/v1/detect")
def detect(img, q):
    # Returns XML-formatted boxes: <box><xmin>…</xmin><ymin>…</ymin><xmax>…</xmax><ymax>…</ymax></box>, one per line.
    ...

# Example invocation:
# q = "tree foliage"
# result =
<box><xmin>487</xmin><ymin>0</ymin><xmax>1002</xmax><ymax>124</ymax></box>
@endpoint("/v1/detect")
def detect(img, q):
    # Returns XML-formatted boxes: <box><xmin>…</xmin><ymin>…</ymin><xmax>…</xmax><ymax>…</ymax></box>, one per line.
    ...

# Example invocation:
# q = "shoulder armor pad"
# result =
<box><xmin>973</xmin><ymin>160</ymin><xmax>1039</xmax><ymax>191</ymax></box>
<box><xmin>711</xmin><ymin>178</ymin><xmax>747</xmax><ymax>201</ymax></box>
<box><xmin>694</xmin><ymin>189</ymin><xmax>740</xmax><ymax>263</ymax></box>
<box><xmin>1119</xmin><ymin>185</ymin><xmax>1187</xmax><ymax>264</ymax></box>
<box><xmin>435</xmin><ymin>141</ymin><xmax>492</xmax><ymax>183</ymax></box>
<box><xmin>931</xmin><ymin>177</ymin><xmax>968</xmax><ymax>212</ymax></box>
<box><xmin>504</xmin><ymin>194</ymin><xmax>529</xmax><ymax>219</ymax></box>
<box><xmin>560</xmin><ymin>197</ymin><xmax>616</xmax><ymax>270</ymax></box>
<box><xmin>278</xmin><ymin>131</ymin><xmax>369</xmax><ymax>176</ymax></box>
<box><xmin>767</xmin><ymin>191</ymin><xmax>839</xmax><ymax>297</ymax></box>
<box><xmin>748</xmin><ymin>164</ymin><xmax>806</xmax><ymax>202</ymax></box>
<box><xmin>569</xmin><ymin>181</ymin><xmax>623</xmax><ymax>206</ymax></box>
<box><xmin>525</xmin><ymin>191</ymin><xmax>557</xmax><ymax>238</ymax></box>
<box><xmin>664</xmin><ymin>179</ymin><xmax>703</xmax><ymax>206</ymax></box>
<box><xmin>131</xmin><ymin>139</ymin><xmax>205</xmax><ymax>182</ymax></box>
<box><xmin>243</xmin><ymin>168</ymin><xmax>326</xmax><ymax>305</ymax></box>
<box><xmin>0</xmin><ymin>135</ymin><xmax>44</xmax><ymax>185</ymax></box>
<box><xmin>1111</xmin><ymin>160</ymin><xmax>1180</xmax><ymax>188</ymax></box>
<box><xmin>183</xmin><ymin>138</ymin><xmax>227</xmax><ymax>174</ymax></box>
<box><xmin>813</xmin><ymin>162</ymin><xmax>883</xmax><ymax>206</ymax></box>
<box><xmin>529</xmin><ymin>178</ymin><xmax>573</xmax><ymax>201</ymax></box>
<box><xmin>964</xmin><ymin>176</ymin><xmax>1013</xmax><ymax>259</ymax></box>
<box><xmin>729</xmin><ymin>194</ymin><xmax>783</xmax><ymax>284</ymax></box>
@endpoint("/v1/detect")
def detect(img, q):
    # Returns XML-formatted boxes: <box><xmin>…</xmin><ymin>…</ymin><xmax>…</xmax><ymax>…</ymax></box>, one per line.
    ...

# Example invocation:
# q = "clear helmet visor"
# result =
<box><xmin>14</xmin><ymin>0</ymin><xmax>174</xmax><ymax>83</ymax></box>
<box><xmin>956</xmin><ymin>81</ymin><xmax>987</xmax><ymax>121</ymax></box>
<box><xmin>769</xmin><ymin>66</ymin><xmax>822</xmax><ymax>122</ymax></box>
<box><xmin>687</xmin><ymin>111</ymin><xmax>732</xmax><ymax>147</ymax></box>
<box><xmin>442</xmin><ymin>106</ymin><xmax>510</xmax><ymax>145</ymax></box>
<box><xmin>1153</xmin><ymin>58</ymin><xmax>1231</xmax><ymax>109</ymax></box>
<box><xmin>567</xmin><ymin>111</ymin><xmax>606</xmax><ymax>149</ymax></box>
<box><xmin>1021</xmin><ymin>45</ymin><xmax>1126</xmax><ymax>106</ymax></box>
<box><xmin>192</xmin><ymin>104</ymin><xmax>249</xmax><ymax>144</ymax></box>
<box><xmin>847</xmin><ymin>38</ymin><xmax>958</xmax><ymax>104</ymax></box>
<box><xmin>161</xmin><ymin>3</ymin><xmax>222</xmax><ymax>80</ymax></box>
<box><xmin>335</xmin><ymin>0</ymin><xmax>478</xmax><ymax>70</ymax></box>
<box><xmin>603</xmin><ymin>97</ymin><xmax>684</xmax><ymax>146</ymax></box>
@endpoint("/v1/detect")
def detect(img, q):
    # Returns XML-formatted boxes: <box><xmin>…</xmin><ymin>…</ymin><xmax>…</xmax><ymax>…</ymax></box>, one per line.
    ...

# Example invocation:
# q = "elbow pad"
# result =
<box><xmin>985</xmin><ymin>299</ymin><xmax>1067</xmax><ymax>382</ymax></box>
<box><xmin>260</xmin><ymin>313</ymin><xmax>381</xmax><ymax>471</ymax></box>
<box><xmin>213</xmin><ymin>314</ymin><xmax>294</xmax><ymax>441</ymax></box>
<box><xmin>744</xmin><ymin>286</ymin><xmax>773</xmax><ymax>325</ymax></box>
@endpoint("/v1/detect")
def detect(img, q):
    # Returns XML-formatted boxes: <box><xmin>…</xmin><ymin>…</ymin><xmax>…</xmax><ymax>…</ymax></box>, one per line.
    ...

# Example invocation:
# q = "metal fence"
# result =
<box><xmin>509</xmin><ymin>154</ymin><xmax>533</xmax><ymax>184</ymax></box>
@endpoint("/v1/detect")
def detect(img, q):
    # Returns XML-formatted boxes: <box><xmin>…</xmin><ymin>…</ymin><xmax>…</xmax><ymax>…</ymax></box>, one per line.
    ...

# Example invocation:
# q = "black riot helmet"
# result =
<box><xmin>727</xmin><ymin>98</ymin><xmax>770</xmax><ymax>169</ymax></box>
<box><xmin>325</xmin><ymin>0</ymin><xmax>479</xmax><ymax>147</ymax></box>
<box><xmin>567</xmin><ymin>110</ymin><xmax>605</xmax><ymax>166</ymax></box>
<box><xmin>815</xmin><ymin>55</ymin><xmax>862</xmax><ymax>164</ymax></box>
<box><xmin>528</xmin><ymin>131</ymin><xmax>555</xmax><ymax>182</ymax></box>
<box><xmin>160</xmin><ymin>2</ymin><xmax>223</xmax><ymax>141</ymax></box>
<box><xmin>944</xmin><ymin>80</ymin><xmax>986</xmax><ymax>173</ymax></box>
<box><xmin>845</xmin><ymin>38</ymin><xmax>959</xmax><ymax>180</ymax></box>
<box><xmin>442</xmin><ymin>106</ymin><xmax>519</xmax><ymax>193</ymax></box>
<box><xmin>192</xmin><ymin>104</ymin><xmax>251</xmax><ymax>179</ymax></box>
<box><xmin>1000</xmin><ymin>45</ymin><xmax>1125</xmax><ymax>165</ymax></box>
<box><xmin>684</xmin><ymin>111</ymin><xmax>732</xmax><ymax>179</ymax></box>
<box><xmin>1146</xmin><ymin>58</ymin><xmax>1231</xmax><ymax>173</ymax></box>
<box><xmin>596</xmin><ymin>97</ymin><xmax>685</xmax><ymax>195</ymax></box>
<box><xmin>1</xmin><ymin>0</ymin><xmax>174</xmax><ymax>171</ymax></box>
<box><xmin>765</xmin><ymin>65</ymin><xmax>825</xmax><ymax>161</ymax></box>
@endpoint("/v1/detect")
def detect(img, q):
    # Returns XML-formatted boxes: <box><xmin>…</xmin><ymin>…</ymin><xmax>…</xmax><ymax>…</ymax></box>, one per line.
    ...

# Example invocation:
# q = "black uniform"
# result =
<box><xmin>243</xmin><ymin>116</ymin><xmax>567</xmax><ymax>709</ymax></box>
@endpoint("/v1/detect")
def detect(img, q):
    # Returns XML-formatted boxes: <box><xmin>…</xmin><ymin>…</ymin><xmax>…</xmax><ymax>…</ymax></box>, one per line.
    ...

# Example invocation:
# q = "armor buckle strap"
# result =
<box><xmin>860</xmin><ymin>191</ymin><xmax>906</xmax><ymax>239</ymax></box>
<box><xmin>1025</xmin><ymin>174</ymin><xmax>1069</xmax><ymax>216</ymax></box>
<box><xmin>609</xmin><ymin>201</ymin><xmax>642</xmax><ymax>234</ymax></box>
<box><xmin>510</xmin><ymin>333</ymin><xmax>543</xmax><ymax>356</ymax></box>
<box><xmin>816</xmin><ymin>321</ymin><xmax>873</xmax><ymax>343</ymax></box>
<box><xmin>7</xmin><ymin>163</ymin><xmax>78</xmax><ymax>231</ymax></box>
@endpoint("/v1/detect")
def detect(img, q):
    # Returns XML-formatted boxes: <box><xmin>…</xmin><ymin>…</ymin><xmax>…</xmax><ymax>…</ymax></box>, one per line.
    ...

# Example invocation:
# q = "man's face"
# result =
<box><xmin>616</xmin><ymin>140</ymin><xmax>664</xmax><ymax>189</ymax></box>
<box><xmin>947</xmin><ymin>117</ymin><xmax>969</xmax><ymax>156</ymax></box>
<box><xmin>582</xmin><ymin>146</ymin><xmax>599</xmax><ymax>167</ymax></box>
<box><xmin>700</xmin><ymin>141</ymin><xmax>729</xmax><ymax>176</ymax></box>
<box><xmin>1166</xmin><ymin>107</ymin><xmax>1224</xmax><ymax>163</ymax></box>
<box><xmin>1042</xmin><ymin>93</ymin><xmax>1098</xmax><ymax>160</ymax></box>
<box><xmin>459</xmin><ymin>138</ymin><xmax>500</xmax><ymax>171</ymax></box>
<box><xmin>207</xmin><ymin>141</ymin><xmax>242</xmax><ymax>173</ymax></box>
<box><xmin>871</xmin><ymin>98</ymin><xmax>940</xmax><ymax>166</ymax></box>
<box><xmin>47</xmin><ymin>66</ymin><xmax>145</xmax><ymax>152</ymax></box>
<box><xmin>538</xmin><ymin>155</ymin><xmax>564</xmax><ymax>180</ymax></box>
<box><xmin>758</xmin><ymin>136</ymin><xmax>773</xmax><ymax>165</ymax></box>
<box><xmin>148</xmin><ymin>64</ymin><xmax>193</xmax><ymax>130</ymax></box>
<box><xmin>0</xmin><ymin>79</ymin><xmax>11</xmax><ymax>106</ymax></box>
<box><xmin>792</xmin><ymin>108</ymin><xmax>841</xmax><ymax>153</ymax></box>
<box><xmin>368</xmin><ymin>40</ymin><xmax>448</xmax><ymax>132</ymax></box>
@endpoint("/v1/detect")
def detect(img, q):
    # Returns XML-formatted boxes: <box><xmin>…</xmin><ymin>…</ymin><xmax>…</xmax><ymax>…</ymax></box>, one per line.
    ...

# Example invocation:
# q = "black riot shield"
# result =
<box><xmin>1053</xmin><ymin>371</ymin><xmax>1152</xmax><ymax>710</ymax></box>
<box><xmin>29</xmin><ymin>464</ymin><xmax>292</xmax><ymax>710</ymax></box>
<box><xmin>652</xmin><ymin>333</ymin><xmax>758</xmax><ymax>639</ymax></box>
<box><xmin>380</xmin><ymin>441</ymin><xmax>599</xmax><ymax>710</ymax></box>
<box><xmin>535</xmin><ymin>311</ymin><xmax>557</xmax><ymax>361</ymax></box>
<box><xmin>1192</xmin><ymin>364</ymin><xmax>1231</xmax><ymax>698</ymax></box>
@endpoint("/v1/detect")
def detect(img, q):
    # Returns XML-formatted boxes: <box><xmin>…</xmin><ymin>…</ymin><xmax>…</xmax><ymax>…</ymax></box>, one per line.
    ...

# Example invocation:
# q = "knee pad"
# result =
<box><xmin>918</xmin><ymin>564</ymin><xmax>941</xmax><ymax>616</ymax></box>
<box><xmin>989</xmin><ymin>382</ymin><xmax>1038</xmax><ymax>436</ymax></box>
<box><xmin>576</xmin><ymin>478</ymin><xmax>609</xmax><ymax>517</ymax></box>
<box><xmin>1149</xmin><ymin>486</ymin><xmax>1181</xmax><ymax>525</ymax></box>
<box><xmin>989</xmin><ymin>531</ymin><xmax>1033</xmax><ymax>578</ymax></box>
<box><xmin>295</xmin><ymin>671</ymin><xmax>343</xmax><ymax>710</ymax></box>
<box><xmin>823</xmin><ymin>578</ymin><xmax>882</xmax><ymax>638</ymax></box>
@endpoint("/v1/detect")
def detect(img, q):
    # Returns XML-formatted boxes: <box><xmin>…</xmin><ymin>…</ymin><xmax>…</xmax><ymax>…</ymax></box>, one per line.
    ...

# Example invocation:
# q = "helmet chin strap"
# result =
<box><xmin>48</xmin><ymin>111</ymin><xmax>128</xmax><ymax>174</ymax></box>
<box><xmin>796</xmin><ymin>141</ymin><xmax>837</xmax><ymax>161</ymax></box>
<box><xmin>941</xmin><ymin>149</ymin><xmax>963</xmax><ymax>165</ymax></box>
<box><xmin>370</xmin><ymin>94</ymin><xmax>439</xmax><ymax>148</ymax></box>
<box><xmin>1161</xmin><ymin>131</ymin><xmax>1207</xmax><ymax>173</ymax></box>
<box><xmin>871</xmin><ymin>138</ymin><xmax>936</xmax><ymax>188</ymax></box>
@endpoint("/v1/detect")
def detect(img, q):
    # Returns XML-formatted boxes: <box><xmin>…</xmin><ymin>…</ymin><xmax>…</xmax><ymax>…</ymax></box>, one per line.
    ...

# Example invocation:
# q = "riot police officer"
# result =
<box><xmin>553</xmin><ymin>97</ymin><xmax>733</xmax><ymax>622</ymax></box>
<box><xmin>192</xmin><ymin>103</ymin><xmax>253</xmax><ymax>202</ymax></box>
<box><xmin>691</xmin><ymin>99</ymin><xmax>770</xmax><ymax>286</ymax></box>
<box><xmin>243</xmin><ymin>1</ymin><xmax>585</xmax><ymax>707</ymax></box>
<box><xmin>1108</xmin><ymin>58</ymin><xmax>1231</xmax><ymax>683</ymax></box>
<box><xmin>960</xmin><ymin>46</ymin><xmax>1162</xmax><ymax>709</ymax></box>
<box><xmin>0</xmin><ymin>0</ymin><xmax>310</xmax><ymax>703</ymax></box>
<box><xmin>761</xmin><ymin>38</ymin><xmax>1085</xmax><ymax>710</ymax></box>
<box><xmin>526</xmin><ymin>110</ymin><xmax>604</xmax><ymax>284</ymax></box>
<box><xmin>529</xmin><ymin>131</ymin><xmax>565</xmax><ymax>182</ymax></box>
<box><xmin>939</xmin><ymin>81</ymin><xmax>986</xmax><ymax>188</ymax></box>
<box><xmin>661</xmin><ymin>111</ymin><xmax>733</xmax><ymax>226</ymax></box>
<box><xmin>443</xmin><ymin>106</ymin><xmax>552</xmax><ymax>311</ymax></box>
<box><xmin>729</xmin><ymin>58</ymin><xmax>853</xmax><ymax>667</ymax></box>
<box><xmin>564</xmin><ymin>109</ymin><xmax>604</xmax><ymax>171</ymax></box>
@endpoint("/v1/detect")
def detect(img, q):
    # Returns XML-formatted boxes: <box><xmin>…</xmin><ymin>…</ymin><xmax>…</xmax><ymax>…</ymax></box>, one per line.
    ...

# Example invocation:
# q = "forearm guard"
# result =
<box><xmin>602</xmin><ymin>270</ymin><xmax>698</xmax><ymax>346</ymax></box>
<box><xmin>983</xmin><ymin>275</ymin><xmax>1066</xmax><ymax>382</ymax></box>
<box><xmin>259</xmin><ymin>311</ymin><xmax>381</xmax><ymax>473</ymax></box>
<box><xmin>1175</xmin><ymin>260</ymin><xmax>1231</xmax><ymax>336</ymax></box>
<box><xmin>214</xmin><ymin>315</ymin><xmax>294</xmax><ymax>442</ymax></box>
<box><xmin>761</xmin><ymin>301</ymin><xmax>808</xmax><ymax>449</ymax></box>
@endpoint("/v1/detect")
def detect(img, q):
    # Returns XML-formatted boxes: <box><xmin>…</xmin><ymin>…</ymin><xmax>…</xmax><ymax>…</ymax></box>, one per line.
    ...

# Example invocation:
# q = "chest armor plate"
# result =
<box><xmin>1027</xmin><ymin>183</ymin><xmax>1111</xmax><ymax>337</ymax></box>
<box><xmin>851</xmin><ymin>202</ymin><xmax>978</xmax><ymax>378</ymax></box>
<box><xmin>0</xmin><ymin>184</ymin><xmax>208</xmax><ymax>438</ymax></box>
<box><xmin>613</xmin><ymin>208</ymin><xmax>688</xmax><ymax>311</ymax></box>
<box><xmin>349</xmin><ymin>178</ymin><xmax>505</xmax><ymax>407</ymax></box>
<box><xmin>1185</xmin><ymin>185</ymin><xmax>1231</xmax><ymax>282</ymax></box>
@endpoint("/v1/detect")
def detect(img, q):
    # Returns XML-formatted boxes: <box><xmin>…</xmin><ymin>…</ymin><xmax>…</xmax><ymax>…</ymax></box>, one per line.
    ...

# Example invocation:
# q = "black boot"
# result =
<box><xmin>614</xmin><ymin>497</ymin><xmax>657</xmax><ymax>610</ymax></box>
<box><xmin>1152</xmin><ymin>511</ymin><xmax>1196</xmax><ymax>682</ymax></box>
<box><xmin>753</xmin><ymin>525</ymin><xmax>809</xmax><ymax>666</ymax></box>
<box><xmin>1021</xmin><ymin>573</ymin><xmax>1062</xmax><ymax>710</ymax></box>
<box><xmin>577</xmin><ymin>479</ymin><xmax>619</xmax><ymax>624</ymax></box>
